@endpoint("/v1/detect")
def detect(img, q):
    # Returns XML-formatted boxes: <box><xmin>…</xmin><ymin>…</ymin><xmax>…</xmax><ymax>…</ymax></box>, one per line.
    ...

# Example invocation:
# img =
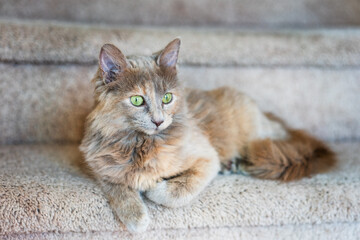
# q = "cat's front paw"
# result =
<box><xmin>113</xmin><ymin>200</ymin><xmax>150</xmax><ymax>233</ymax></box>
<box><xmin>145</xmin><ymin>180</ymin><xmax>193</xmax><ymax>208</ymax></box>
<box><xmin>145</xmin><ymin>180</ymin><xmax>168</xmax><ymax>206</ymax></box>
<box><xmin>122</xmin><ymin>209</ymin><xmax>150</xmax><ymax>233</ymax></box>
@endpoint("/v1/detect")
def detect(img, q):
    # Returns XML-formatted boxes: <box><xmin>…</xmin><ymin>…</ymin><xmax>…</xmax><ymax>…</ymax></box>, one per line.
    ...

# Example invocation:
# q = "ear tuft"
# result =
<box><xmin>157</xmin><ymin>38</ymin><xmax>181</xmax><ymax>72</ymax></box>
<box><xmin>99</xmin><ymin>44</ymin><xmax>128</xmax><ymax>84</ymax></box>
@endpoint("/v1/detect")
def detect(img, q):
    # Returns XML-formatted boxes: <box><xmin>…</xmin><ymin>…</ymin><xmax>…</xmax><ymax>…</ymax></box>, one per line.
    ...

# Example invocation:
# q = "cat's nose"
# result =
<box><xmin>151</xmin><ymin>119</ymin><xmax>164</xmax><ymax>127</ymax></box>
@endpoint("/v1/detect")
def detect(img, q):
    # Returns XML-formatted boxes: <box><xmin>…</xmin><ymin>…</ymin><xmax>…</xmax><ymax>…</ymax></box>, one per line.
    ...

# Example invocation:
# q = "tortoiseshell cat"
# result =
<box><xmin>80</xmin><ymin>38</ymin><xmax>335</xmax><ymax>233</ymax></box>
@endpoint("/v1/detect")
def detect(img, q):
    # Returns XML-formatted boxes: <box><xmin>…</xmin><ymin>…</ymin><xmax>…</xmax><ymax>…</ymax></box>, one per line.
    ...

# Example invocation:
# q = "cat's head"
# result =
<box><xmin>94</xmin><ymin>38</ymin><xmax>184</xmax><ymax>135</ymax></box>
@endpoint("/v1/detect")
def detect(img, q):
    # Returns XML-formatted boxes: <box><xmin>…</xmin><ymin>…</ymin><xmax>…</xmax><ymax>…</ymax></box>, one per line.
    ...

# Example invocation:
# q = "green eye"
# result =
<box><xmin>130</xmin><ymin>96</ymin><xmax>144</xmax><ymax>106</ymax></box>
<box><xmin>162</xmin><ymin>93</ymin><xmax>173</xmax><ymax>104</ymax></box>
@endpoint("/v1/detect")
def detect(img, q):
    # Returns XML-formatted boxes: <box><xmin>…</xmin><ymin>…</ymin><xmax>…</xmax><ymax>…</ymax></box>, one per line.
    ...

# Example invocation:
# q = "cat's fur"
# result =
<box><xmin>80</xmin><ymin>38</ymin><xmax>335</xmax><ymax>233</ymax></box>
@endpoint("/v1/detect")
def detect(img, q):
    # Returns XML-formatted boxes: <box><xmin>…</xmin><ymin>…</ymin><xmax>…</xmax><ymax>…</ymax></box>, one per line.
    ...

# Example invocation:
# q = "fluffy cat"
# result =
<box><xmin>80</xmin><ymin>38</ymin><xmax>335</xmax><ymax>233</ymax></box>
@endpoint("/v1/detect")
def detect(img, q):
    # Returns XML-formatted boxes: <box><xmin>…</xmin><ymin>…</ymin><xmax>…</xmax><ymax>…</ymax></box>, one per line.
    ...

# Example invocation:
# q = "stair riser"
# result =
<box><xmin>1</xmin><ymin>63</ymin><xmax>358</xmax><ymax>144</ymax></box>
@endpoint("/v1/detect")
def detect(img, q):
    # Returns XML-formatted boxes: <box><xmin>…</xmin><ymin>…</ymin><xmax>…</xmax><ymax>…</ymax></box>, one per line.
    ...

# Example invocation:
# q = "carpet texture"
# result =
<box><xmin>1</xmin><ymin>0</ymin><xmax>360</xmax><ymax>28</ymax></box>
<box><xmin>0</xmin><ymin>143</ymin><xmax>359</xmax><ymax>238</ymax></box>
<box><xmin>1</xmin><ymin>20</ymin><xmax>360</xmax><ymax>67</ymax></box>
<box><xmin>0</xmin><ymin>63</ymin><xmax>359</xmax><ymax>144</ymax></box>
<box><xmin>4</xmin><ymin>223</ymin><xmax>360</xmax><ymax>240</ymax></box>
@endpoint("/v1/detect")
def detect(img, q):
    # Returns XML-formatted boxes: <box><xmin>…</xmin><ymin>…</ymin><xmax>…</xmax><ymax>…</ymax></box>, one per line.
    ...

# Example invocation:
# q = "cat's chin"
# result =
<box><xmin>142</xmin><ymin>128</ymin><xmax>162</xmax><ymax>136</ymax></box>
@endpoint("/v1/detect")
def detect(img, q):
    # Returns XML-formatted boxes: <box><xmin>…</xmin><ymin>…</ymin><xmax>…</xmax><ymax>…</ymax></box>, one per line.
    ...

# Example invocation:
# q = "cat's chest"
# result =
<box><xmin>125</xmin><ymin>142</ymin><xmax>184</xmax><ymax>191</ymax></box>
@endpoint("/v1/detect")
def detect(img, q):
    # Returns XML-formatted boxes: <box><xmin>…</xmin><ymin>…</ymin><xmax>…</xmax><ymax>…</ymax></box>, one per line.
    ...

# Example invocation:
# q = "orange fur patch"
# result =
<box><xmin>242</xmin><ymin>130</ymin><xmax>336</xmax><ymax>181</ymax></box>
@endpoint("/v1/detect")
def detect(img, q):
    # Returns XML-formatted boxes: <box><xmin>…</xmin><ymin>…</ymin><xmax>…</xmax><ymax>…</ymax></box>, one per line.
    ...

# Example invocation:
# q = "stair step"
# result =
<box><xmin>1</xmin><ymin>20</ymin><xmax>360</xmax><ymax>67</ymax></box>
<box><xmin>0</xmin><ymin>142</ymin><xmax>360</xmax><ymax>235</ymax></box>
<box><xmin>1</xmin><ymin>143</ymin><xmax>359</xmax><ymax>235</ymax></box>
<box><xmin>1</xmin><ymin>0</ymin><xmax>360</xmax><ymax>28</ymax></box>
<box><xmin>0</xmin><ymin>63</ymin><xmax>359</xmax><ymax>144</ymax></box>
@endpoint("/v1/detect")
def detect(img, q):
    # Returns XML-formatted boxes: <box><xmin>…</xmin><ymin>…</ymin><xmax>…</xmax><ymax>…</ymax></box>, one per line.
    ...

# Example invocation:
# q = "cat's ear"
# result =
<box><xmin>156</xmin><ymin>38</ymin><xmax>181</xmax><ymax>73</ymax></box>
<box><xmin>99</xmin><ymin>44</ymin><xmax>128</xmax><ymax>84</ymax></box>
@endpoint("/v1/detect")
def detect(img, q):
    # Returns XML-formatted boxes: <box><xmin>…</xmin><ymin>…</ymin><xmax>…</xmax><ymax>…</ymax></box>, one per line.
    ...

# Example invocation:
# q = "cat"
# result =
<box><xmin>80</xmin><ymin>38</ymin><xmax>335</xmax><ymax>233</ymax></box>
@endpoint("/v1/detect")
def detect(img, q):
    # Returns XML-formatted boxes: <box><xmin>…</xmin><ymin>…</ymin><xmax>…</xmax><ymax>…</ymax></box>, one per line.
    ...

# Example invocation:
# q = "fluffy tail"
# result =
<box><xmin>240</xmin><ymin>130</ymin><xmax>336</xmax><ymax>181</ymax></box>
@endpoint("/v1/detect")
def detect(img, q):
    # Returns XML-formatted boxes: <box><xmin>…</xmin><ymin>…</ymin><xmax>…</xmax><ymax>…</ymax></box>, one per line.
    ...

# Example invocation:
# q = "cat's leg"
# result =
<box><xmin>100</xmin><ymin>181</ymin><xmax>150</xmax><ymax>233</ymax></box>
<box><xmin>145</xmin><ymin>157</ymin><xmax>220</xmax><ymax>208</ymax></box>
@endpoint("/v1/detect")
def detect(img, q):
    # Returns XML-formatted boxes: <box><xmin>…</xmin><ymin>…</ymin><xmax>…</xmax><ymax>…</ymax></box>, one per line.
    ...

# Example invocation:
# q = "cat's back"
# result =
<box><xmin>185</xmin><ymin>86</ymin><xmax>258</xmax><ymax>161</ymax></box>
<box><xmin>185</xmin><ymin>86</ymin><xmax>254</xmax><ymax>122</ymax></box>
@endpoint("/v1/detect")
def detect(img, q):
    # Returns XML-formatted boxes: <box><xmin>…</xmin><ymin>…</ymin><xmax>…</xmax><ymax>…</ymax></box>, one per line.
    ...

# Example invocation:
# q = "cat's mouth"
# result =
<box><xmin>142</xmin><ymin>118</ymin><xmax>173</xmax><ymax>135</ymax></box>
<box><xmin>137</xmin><ymin>118</ymin><xmax>173</xmax><ymax>135</ymax></box>
<box><xmin>142</xmin><ymin>124</ymin><xmax>168</xmax><ymax>135</ymax></box>
<box><xmin>148</xmin><ymin>127</ymin><xmax>164</xmax><ymax>135</ymax></box>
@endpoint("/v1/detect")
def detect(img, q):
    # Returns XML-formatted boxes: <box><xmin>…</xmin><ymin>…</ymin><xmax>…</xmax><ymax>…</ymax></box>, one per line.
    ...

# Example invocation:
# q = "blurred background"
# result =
<box><xmin>0</xmin><ymin>0</ymin><xmax>359</xmax><ymax>145</ymax></box>
<box><xmin>2</xmin><ymin>0</ymin><xmax>360</xmax><ymax>27</ymax></box>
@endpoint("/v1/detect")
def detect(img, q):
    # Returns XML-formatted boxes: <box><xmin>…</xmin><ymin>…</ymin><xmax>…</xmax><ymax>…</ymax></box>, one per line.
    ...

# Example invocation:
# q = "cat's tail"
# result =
<box><xmin>240</xmin><ymin>129</ymin><xmax>336</xmax><ymax>181</ymax></box>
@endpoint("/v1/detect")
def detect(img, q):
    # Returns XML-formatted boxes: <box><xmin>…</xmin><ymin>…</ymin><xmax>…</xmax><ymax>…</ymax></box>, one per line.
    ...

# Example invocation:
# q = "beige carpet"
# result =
<box><xmin>1</xmin><ymin>143</ymin><xmax>359</xmax><ymax>239</ymax></box>
<box><xmin>1</xmin><ymin>20</ymin><xmax>360</xmax><ymax>67</ymax></box>
<box><xmin>4</xmin><ymin>223</ymin><xmax>360</xmax><ymax>240</ymax></box>
<box><xmin>0</xmin><ymin>20</ymin><xmax>360</xmax><ymax>145</ymax></box>
<box><xmin>1</xmin><ymin>64</ymin><xmax>360</xmax><ymax>144</ymax></box>
<box><xmin>1</xmin><ymin>0</ymin><xmax>360</xmax><ymax>28</ymax></box>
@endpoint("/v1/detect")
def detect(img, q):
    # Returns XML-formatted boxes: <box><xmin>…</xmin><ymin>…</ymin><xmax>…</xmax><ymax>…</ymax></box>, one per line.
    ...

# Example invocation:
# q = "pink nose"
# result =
<box><xmin>151</xmin><ymin>119</ymin><xmax>164</xmax><ymax>127</ymax></box>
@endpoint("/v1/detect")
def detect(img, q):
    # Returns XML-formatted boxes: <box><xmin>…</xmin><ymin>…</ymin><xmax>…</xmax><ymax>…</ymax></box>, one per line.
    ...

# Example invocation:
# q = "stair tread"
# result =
<box><xmin>1</xmin><ymin>19</ymin><xmax>360</xmax><ymax>67</ymax></box>
<box><xmin>0</xmin><ymin>143</ymin><xmax>359</xmax><ymax>235</ymax></box>
<box><xmin>1</xmin><ymin>0</ymin><xmax>360</xmax><ymax>28</ymax></box>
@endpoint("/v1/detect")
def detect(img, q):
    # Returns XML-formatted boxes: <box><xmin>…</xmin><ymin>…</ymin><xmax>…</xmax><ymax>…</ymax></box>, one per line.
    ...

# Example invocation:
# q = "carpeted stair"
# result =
<box><xmin>0</xmin><ymin>2</ymin><xmax>360</xmax><ymax>239</ymax></box>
